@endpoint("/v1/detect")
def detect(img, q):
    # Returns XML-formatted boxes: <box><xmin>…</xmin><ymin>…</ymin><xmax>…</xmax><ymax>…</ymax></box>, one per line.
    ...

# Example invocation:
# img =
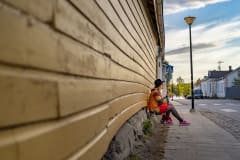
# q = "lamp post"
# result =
<box><xmin>184</xmin><ymin>16</ymin><xmax>196</xmax><ymax>112</ymax></box>
<box><xmin>171</xmin><ymin>78</ymin><xmax>174</xmax><ymax>101</ymax></box>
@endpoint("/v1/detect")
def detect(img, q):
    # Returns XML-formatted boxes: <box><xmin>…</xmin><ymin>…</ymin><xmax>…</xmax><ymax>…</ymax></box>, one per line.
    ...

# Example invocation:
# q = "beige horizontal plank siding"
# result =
<box><xmin>0</xmin><ymin>130</ymin><xmax>17</xmax><ymax>160</ymax></box>
<box><xmin>132</xmin><ymin>0</ymin><xmax>156</xmax><ymax>61</ymax></box>
<box><xmin>58</xmin><ymin>79</ymin><xmax>112</xmax><ymax>117</ymax></box>
<box><xmin>119</xmin><ymin>0</ymin><xmax>155</xmax><ymax>66</ymax></box>
<box><xmin>58</xmin><ymin>79</ymin><xmax>149</xmax><ymax>117</ymax></box>
<box><xmin>0</xmin><ymin>4</ymin><xmax>109</xmax><ymax>79</ymax></box>
<box><xmin>57</xmin><ymin>37</ymin><xmax>111</xmax><ymax>79</ymax></box>
<box><xmin>127</xmin><ymin>0</ymin><xmax>155</xmax><ymax>62</ymax></box>
<box><xmin>137</xmin><ymin>0</ymin><xmax>158</xmax><ymax>60</ymax></box>
<box><xmin>0</xmin><ymin>4</ymin><xmax>60</xmax><ymax>71</ymax></box>
<box><xmin>95</xmin><ymin>0</ymin><xmax>154</xmax><ymax>75</ymax></box>
<box><xmin>58</xmin><ymin>0</ymin><xmax>155</xmax><ymax>79</ymax></box>
<box><xmin>0</xmin><ymin>104</ymin><xmax>109</xmax><ymax>160</ymax></box>
<box><xmin>109</xmin><ymin>93</ymin><xmax>147</xmax><ymax>118</ymax></box>
<box><xmin>111</xmin><ymin>81</ymin><xmax>149</xmax><ymax>98</ymax></box>
<box><xmin>0</xmin><ymin>71</ymin><xmax>58</xmax><ymax>128</ymax></box>
<box><xmin>2</xmin><ymin>0</ymin><xmax>56</xmax><ymax>21</ymax></box>
<box><xmin>0</xmin><ymin>0</ymin><xmax>160</xmax><ymax>159</ymax></box>
<box><xmin>54</xmin><ymin>0</ymin><xmax>105</xmax><ymax>53</ymax></box>
<box><xmin>0</xmin><ymin>4</ymin><xmax>152</xmax><ymax>83</ymax></box>
<box><xmin>109</xmin><ymin>0</ymin><xmax>155</xmax><ymax>76</ymax></box>
<box><xmin>66</xmin><ymin>101</ymin><xmax>146</xmax><ymax>160</ymax></box>
<box><xmin>0</xmin><ymin>100</ymin><xmax>146</xmax><ymax>160</ymax></box>
<box><xmin>137</xmin><ymin>0</ymin><xmax>157</xmax><ymax>46</ymax></box>
<box><xmin>0</xmin><ymin>64</ymin><xmax>149</xmax><ymax>123</ymax></box>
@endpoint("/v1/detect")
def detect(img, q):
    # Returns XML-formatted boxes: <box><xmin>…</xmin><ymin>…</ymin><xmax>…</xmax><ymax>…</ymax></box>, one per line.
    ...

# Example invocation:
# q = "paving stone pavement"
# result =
<box><xmin>132</xmin><ymin>101</ymin><xmax>240</xmax><ymax>160</ymax></box>
<box><xmin>199</xmin><ymin>109</ymin><xmax>240</xmax><ymax>141</ymax></box>
<box><xmin>163</xmin><ymin>107</ymin><xmax>240</xmax><ymax>160</ymax></box>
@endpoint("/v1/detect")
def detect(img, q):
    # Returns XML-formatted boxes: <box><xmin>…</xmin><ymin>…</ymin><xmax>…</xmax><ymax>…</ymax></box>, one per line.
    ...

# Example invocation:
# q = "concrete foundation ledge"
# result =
<box><xmin>102</xmin><ymin>108</ymin><xmax>161</xmax><ymax>160</ymax></box>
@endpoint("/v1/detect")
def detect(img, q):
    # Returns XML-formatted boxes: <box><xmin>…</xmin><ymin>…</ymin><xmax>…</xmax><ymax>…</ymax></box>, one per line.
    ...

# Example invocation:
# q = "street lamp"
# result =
<box><xmin>171</xmin><ymin>78</ymin><xmax>174</xmax><ymax>101</ymax></box>
<box><xmin>184</xmin><ymin>16</ymin><xmax>196</xmax><ymax>112</ymax></box>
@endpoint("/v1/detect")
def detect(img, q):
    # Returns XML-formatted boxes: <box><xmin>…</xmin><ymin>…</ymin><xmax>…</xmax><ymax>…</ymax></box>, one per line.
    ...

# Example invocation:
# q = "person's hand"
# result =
<box><xmin>162</xmin><ymin>98</ymin><xmax>167</xmax><ymax>104</ymax></box>
<box><xmin>164</xmin><ymin>97</ymin><xmax>169</xmax><ymax>103</ymax></box>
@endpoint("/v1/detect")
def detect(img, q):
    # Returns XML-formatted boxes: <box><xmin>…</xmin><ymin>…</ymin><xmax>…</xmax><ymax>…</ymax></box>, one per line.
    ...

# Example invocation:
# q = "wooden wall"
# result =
<box><xmin>0</xmin><ymin>0</ymin><xmax>159</xmax><ymax>159</ymax></box>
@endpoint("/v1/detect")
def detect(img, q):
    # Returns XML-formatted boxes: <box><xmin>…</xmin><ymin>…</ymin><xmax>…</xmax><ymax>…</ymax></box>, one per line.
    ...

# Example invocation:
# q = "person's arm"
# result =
<box><xmin>165</xmin><ymin>96</ymin><xmax>169</xmax><ymax>103</ymax></box>
<box><xmin>153</xmin><ymin>92</ymin><xmax>163</xmax><ymax>106</ymax></box>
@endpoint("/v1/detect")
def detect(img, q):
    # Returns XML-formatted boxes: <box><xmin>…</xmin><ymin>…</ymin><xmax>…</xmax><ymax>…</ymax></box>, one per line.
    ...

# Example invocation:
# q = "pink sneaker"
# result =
<box><xmin>164</xmin><ymin>119</ymin><xmax>173</xmax><ymax>125</ymax></box>
<box><xmin>179</xmin><ymin>120</ymin><xmax>190</xmax><ymax>126</ymax></box>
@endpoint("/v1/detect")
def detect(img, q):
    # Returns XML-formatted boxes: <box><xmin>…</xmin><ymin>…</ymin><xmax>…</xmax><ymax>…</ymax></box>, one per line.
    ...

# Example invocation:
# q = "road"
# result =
<box><xmin>174</xmin><ymin>98</ymin><xmax>240</xmax><ymax>141</ymax></box>
<box><xmin>175</xmin><ymin>99</ymin><xmax>240</xmax><ymax>120</ymax></box>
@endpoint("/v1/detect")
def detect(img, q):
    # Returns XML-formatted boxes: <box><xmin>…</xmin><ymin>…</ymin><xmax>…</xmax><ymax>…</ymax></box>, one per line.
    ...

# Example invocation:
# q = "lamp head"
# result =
<box><xmin>184</xmin><ymin>16</ymin><xmax>196</xmax><ymax>25</ymax></box>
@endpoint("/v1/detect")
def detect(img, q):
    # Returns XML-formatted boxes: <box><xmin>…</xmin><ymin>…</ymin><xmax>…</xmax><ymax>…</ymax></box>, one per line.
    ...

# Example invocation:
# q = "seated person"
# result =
<box><xmin>148</xmin><ymin>79</ymin><xmax>190</xmax><ymax>125</ymax></box>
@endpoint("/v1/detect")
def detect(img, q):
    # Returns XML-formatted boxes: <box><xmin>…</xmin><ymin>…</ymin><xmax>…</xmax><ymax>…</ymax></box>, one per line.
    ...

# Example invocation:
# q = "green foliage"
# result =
<box><xmin>170</xmin><ymin>77</ymin><xmax>193</xmax><ymax>97</ymax></box>
<box><xmin>124</xmin><ymin>154</ymin><xmax>140</xmax><ymax>160</ymax></box>
<box><xmin>174</xmin><ymin>83</ymin><xmax>191</xmax><ymax>97</ymax></box>
<box><xmin>142</xmin><ymin>120</ymin><xmax>153</xmax><ymax>136</ymax></box>
<box><xmin>167</xmin><ymin>83</ymin><xmax>176</xmax><ymax>96</ymax></box>
<box><xmin>233</xmin><ymin>80</ymin><xmax>240</xmax><ymax>86</ymax></box>
<box><xmin>233</xmin><ymin>71</ymin><xmax>240</xmax><ymax>86</ymax></box>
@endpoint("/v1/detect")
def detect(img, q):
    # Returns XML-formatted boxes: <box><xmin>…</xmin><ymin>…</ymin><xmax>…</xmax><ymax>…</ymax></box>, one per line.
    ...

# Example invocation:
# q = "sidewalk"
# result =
<box><xmin>162</xmin><ymin>104</ymin><xmax>240</xmax><ymax>160</ymax></box>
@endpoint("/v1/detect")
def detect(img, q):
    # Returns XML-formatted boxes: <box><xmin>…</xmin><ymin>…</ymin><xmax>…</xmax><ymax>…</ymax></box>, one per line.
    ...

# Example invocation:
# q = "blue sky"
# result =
<box><xmin>164</xmin><ymin>0</ymin><xmax>240</xmax><ymax>83</ymax></box>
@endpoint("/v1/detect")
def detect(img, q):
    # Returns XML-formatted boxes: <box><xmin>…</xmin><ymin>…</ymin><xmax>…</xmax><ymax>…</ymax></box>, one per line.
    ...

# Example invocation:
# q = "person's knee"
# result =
<box><xmin>168</xmin><ymin>104</ymin><xmax>174</xmax><ymax>109</ymax></box>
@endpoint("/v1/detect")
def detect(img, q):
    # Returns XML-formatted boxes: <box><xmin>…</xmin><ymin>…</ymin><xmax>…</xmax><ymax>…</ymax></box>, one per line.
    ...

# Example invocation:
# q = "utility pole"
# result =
<box><xmin>218</xmin><ymin>61</ymin><xmax>224</xmax><ymax>71</ymax></box>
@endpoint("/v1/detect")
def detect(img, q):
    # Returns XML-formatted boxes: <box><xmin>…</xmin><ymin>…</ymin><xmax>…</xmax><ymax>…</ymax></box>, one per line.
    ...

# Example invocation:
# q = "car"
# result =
<box><xmin>194</xmin><ymin>89</ymin><xmax>203</xmax><ymax>99</ymax></box>
<box><xmin>186</xmin><ymin>89</ymin><xmax>203</xmax><ymax>99</ymax></box>
<box><xmin>186</xmin><ymin>95</ymin><xmax>192</xmax><ymax>99</ymax></box>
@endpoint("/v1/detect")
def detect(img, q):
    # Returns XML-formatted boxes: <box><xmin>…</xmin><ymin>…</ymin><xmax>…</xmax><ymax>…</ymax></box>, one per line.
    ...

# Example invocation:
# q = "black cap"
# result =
<box><xmin>154</xmin><ymin>79</ymin><xmax>165</xmax><ymax>88</ymax></box>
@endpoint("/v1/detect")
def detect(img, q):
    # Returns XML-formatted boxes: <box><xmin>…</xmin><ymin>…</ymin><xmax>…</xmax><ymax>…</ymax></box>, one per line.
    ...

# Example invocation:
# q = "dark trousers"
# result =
<box><xmin>165</xmin><ymin>104</ymin><xmax>183</xmax><ymax>122</ymax></box>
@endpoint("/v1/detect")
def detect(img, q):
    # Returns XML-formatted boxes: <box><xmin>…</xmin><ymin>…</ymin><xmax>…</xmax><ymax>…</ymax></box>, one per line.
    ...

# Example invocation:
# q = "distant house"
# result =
<box><xmin>201</xmin><ymin>78</ymin><xmax>214</xmax><ymax>98</ymax></box>
<box><xmin>216</xmin><ymin>78</ymin><xmax>225</xmax><ymax>98</ymax></box>
<box><xmin>200</xmin><ymin>67</ymin><xmax>232</xmax><ymax>98</ymax></box>
<box><xmin>225</xmin><ymin>67</ymin><xmax>240</xmax><ymax>99</ymax></box>
<box><xmin>208</xmin><ymin>70</ymin><xmax>231</xmax><ymax>79</ymax></box>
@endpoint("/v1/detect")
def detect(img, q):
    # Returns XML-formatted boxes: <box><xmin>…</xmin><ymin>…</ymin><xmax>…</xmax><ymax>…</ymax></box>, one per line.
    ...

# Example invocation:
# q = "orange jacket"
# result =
<box><xmin>148</xmin><ymin>88</ymin><xmax>160</xmax><ymax>112</ymax></box>
<box><xmin>148</xmin><ymin>88</ymin><xmax>168</xmax><ymax>113</ymax></box>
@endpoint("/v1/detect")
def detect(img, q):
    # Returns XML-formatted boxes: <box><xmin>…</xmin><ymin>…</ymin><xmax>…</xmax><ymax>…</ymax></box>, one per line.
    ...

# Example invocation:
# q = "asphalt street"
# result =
<box><xmin>174</xmin><ymin>99</ymin><xmax>240</xmax><ymax>141</ymax></box>
<box><xmin>175</xmin><ymin>99</ymin><xmax>240</xmax><ymax>120</ymax></box>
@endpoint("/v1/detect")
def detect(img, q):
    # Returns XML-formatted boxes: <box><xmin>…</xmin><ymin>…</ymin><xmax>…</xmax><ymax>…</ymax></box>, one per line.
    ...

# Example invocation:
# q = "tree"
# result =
<box><xmin>176</xmin><ymin>83</ymin><xmax>191</xmax><ymax>97</ymax></box>
<box><xmin>177</xmin><ymin>76</ymin><xmax>184</xmax><ymax>84</ymax></box>
<box><xmin>233</xmin><ymin>71</ymin><xmax>240</xmax><ymax>86</ymax></box>
<box><xmin>182</xmin><ymin>83</ymin><xmax>191</xmax><ymax>97</ymax></box>
<box><xmin>167</xmin><ymin>83</ymin><xmax>177</xmax><ymax>97</ymax></box>
<box><xmin>171</xmin><ymin>77</ymin><xmax>191</xmax><ymax>97</ymax></box>
<box><xmin>195</xmin><ymin>78</ymin><xmax>201</xmax><ymax>86</ymax></box>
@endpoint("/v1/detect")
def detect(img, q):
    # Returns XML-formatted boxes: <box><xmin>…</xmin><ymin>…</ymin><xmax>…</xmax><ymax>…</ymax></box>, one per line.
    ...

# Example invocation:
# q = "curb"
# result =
<box><xmin>172</xmin><ymin>100</ymin><xmax>188</xmax><ymax>105</ymax></box>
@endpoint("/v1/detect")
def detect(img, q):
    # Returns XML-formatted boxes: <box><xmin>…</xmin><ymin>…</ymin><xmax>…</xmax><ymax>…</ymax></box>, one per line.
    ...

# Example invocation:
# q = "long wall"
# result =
<box><xmin>0</xmin><ymin>0</ymin><xmax>159</xmax><ymax>159</ymax></box>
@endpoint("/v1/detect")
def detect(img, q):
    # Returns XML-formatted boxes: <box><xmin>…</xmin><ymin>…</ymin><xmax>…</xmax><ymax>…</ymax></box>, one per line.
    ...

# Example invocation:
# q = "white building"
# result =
<box><xmin>225</xmin><ymin>67</ymin><xmax>240</xmax><ymax>88</ymax></box>
<box><xmin>216</xmin><ymin>78</ymin><xmax>225</xmax><ymax>98</ymax></box>
<box><xmin>225</xmin><ymin>67</ymin><xmax>240</xmax><ymax>99</ymax></box>
<box><xmin>201</xmin><ymin>79</ymin><xmax>209</xmax><ymax>97</ymax></box>
<box><xmin>200</xmin><ymin>68</ymin><xmax>232</xmax><ymax>98</ymax></box>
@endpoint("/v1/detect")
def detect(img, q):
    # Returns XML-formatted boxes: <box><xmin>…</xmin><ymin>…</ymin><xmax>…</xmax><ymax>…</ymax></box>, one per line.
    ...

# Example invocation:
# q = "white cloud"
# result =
<box><xmin>193</xmin><ymin>20</ymin><xmax>240</xmax><ymax>47</ymax></box>
<box><xmin>164</xmin><ymin>0</ymin><xmax>231</xmax><ymax>15</ymax></box>
<box><xmin>165</xmin><ymin>16</ymin><xmax>240</xmax><ymax>82</ymax></box>
<box><xmin>167</xmin><ymin>46</ymin><xmax>240</xmax><ymax>82</ymax></box>
<box><xmin>166</xmin><ymin>17</ymin><xmax>240</xmax><ymax>52</ymax></box>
